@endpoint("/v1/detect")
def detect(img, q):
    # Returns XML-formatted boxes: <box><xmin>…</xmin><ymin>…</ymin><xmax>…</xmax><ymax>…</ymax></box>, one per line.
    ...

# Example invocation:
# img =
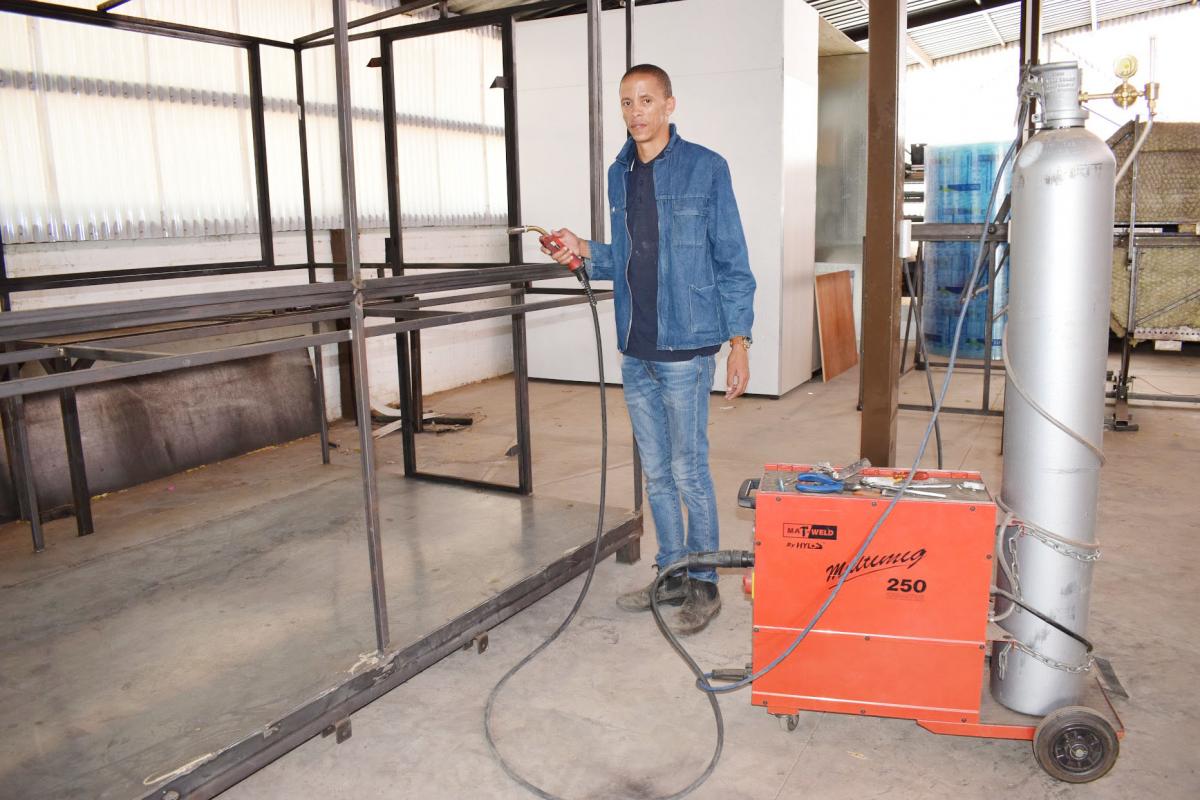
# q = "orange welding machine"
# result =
<box><xmin>739</xmin><ymin>463</ymin><xmax>1123</xmax><ymax>780</ymax></box>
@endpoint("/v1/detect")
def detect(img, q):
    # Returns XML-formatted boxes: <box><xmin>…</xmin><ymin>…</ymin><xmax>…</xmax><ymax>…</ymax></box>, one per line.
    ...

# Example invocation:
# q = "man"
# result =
<box><xmin>543</xmin><ymin>64</ymin><xmax>755</xmax><ymax>635</ymax></box>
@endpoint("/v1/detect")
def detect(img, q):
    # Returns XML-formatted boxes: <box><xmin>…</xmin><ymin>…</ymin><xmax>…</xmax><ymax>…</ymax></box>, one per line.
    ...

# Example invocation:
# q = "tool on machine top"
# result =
<box><xmin>789</xmin><ymin>458</ymin><xmax>872</xmax><ymax>493</ymax></box>
<box><xmin>791</xmin><ymin>472</ymin><xmax>844</xmax><ymax>494</ymax></box>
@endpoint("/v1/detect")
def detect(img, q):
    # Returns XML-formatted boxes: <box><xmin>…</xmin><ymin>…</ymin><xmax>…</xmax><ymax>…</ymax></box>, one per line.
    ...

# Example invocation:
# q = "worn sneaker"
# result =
<box><xmin>616</xmin><ymin>572</ymin><xmax>688</xmax><ymax>612</ymax></box>
<box><xmin>671</xmin><ymin>580</ymin><xmax>721</xmax><ymax>635</ymax></box>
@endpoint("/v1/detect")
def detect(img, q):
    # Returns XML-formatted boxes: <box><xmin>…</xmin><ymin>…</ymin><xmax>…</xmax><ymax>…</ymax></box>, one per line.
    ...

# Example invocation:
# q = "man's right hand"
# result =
<box><xmin>540</xmin><ymin>228</ymin><xmax>589</xmax><ymax>265</ymax></box>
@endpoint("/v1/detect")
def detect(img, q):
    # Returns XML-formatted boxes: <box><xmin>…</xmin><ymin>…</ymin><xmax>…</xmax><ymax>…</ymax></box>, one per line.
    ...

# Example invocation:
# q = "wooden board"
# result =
<box><xmin>815</xmin><ymin>270</ymin><xmax>858</xmax><ymax>382</ymax></box>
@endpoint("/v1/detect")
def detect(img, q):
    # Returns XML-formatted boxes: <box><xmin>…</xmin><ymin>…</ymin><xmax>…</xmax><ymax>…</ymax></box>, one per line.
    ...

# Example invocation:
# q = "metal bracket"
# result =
<box><xmin>321</xmin><ymin>718</ymin><xmax>352</xmax><ymax>744</ymax></box>
<box><xmin>1105</xmin><ymin>414</ymin><xmax>1139</xmax><ymax>433</ymax></box>
<box><xmin>1094</xmin><ymin>656</ymin><xmax>1130</xmax><ymax>700</ymax></box>
<box><xmin>462</xmin><ymin>632</ymin><xmax>488</xmax><ymax>654</ymax></box>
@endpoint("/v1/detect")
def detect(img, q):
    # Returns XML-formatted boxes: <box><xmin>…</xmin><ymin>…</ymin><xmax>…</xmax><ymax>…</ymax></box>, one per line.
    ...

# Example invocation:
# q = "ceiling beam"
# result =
<box><xmin>1089</xmin><ymin>0</ymin><xmax>1099</xmax><ymax>31</ymax></box>
<box><xmin>982</xmin><ymin>10</ymin><xmax>1006</xmax><ymax>47</ymax></box>
<box><xmin>906</xmin><ymin>33</ymin><xmax>934</xmax><ymax>67</ymax></box>
<box><xmin>845</xmin><ymin>0</ymin><xmax>1016</xmax><ymax>41</ymax></box>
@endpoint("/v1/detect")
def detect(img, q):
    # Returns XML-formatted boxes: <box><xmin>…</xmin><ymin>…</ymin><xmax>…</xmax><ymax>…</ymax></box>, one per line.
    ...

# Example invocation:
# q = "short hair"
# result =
<box><xmin>621</xmin><ymin>63</ymin><xmax>673</xmax><ymax>98</ymax></box>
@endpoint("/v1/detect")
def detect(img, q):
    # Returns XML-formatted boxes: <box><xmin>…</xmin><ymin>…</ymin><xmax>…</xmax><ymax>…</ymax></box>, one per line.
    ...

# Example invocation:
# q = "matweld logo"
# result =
<box><xmin>784</xmin><ymin>523</ymin><xmax>838</xmax><ymax>541</ymax></box>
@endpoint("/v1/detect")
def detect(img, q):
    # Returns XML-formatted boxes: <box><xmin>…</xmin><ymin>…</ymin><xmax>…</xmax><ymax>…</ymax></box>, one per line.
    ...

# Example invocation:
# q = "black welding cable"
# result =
<box><xmin>990</xmin><ymin>587</ymin><xmax>1095</xmax><ymax>653</ymax></box>
<box><xmin>483</xmin><ymin>271</ymin><xmax>722</xmax><ymax>800</ymax></box>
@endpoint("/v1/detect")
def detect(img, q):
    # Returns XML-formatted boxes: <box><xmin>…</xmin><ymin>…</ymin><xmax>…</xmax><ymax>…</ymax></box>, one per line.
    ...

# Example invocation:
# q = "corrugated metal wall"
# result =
<box><xmin>0</xmin><ymin>0</ymin><xmax>506</xmax><ymax>244</ymax></box>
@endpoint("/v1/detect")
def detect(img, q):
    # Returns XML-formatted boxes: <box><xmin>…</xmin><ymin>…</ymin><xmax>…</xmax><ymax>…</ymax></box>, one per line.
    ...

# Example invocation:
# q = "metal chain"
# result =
<box><xmin>1015</xmin><ymin>522</ymin><xmax>1102</xmax><ymax>563</ymax></box>
<box><xmin>1006</xmin><ymin>534</ymin><xmax>1023</xmax><ymax>595</ymax></box>
<box><xmin>1008</xmin><ymin>638</ymin><xmax>1095</xmax><ymax>675</ymax></box>
<box><xmin>995</xmin><ymin>496</ymin><xmax>1101</xmax><ymax>561</ymax></box>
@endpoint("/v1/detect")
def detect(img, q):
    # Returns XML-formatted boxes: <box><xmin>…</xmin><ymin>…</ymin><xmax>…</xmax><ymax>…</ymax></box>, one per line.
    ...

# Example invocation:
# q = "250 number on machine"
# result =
<box><xmin>885</xmin><ymin>577</ymin><xmax>927</xmax><ymax>595</ymax></box>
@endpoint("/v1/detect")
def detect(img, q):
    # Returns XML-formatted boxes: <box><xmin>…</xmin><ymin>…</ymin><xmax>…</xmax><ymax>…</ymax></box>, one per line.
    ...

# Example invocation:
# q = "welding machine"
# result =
<box><xmin>739</xmin><ymin>464</ymin><xmax>1123</xmax><ymax>783</ymax></box>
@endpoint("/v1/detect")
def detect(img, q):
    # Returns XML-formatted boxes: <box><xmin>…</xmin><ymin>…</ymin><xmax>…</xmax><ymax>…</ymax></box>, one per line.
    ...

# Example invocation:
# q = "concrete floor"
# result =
<box><xmin>5</xmin><ymin>344</ymin><xmax>1198</xmax><ymax>799</ymax></box>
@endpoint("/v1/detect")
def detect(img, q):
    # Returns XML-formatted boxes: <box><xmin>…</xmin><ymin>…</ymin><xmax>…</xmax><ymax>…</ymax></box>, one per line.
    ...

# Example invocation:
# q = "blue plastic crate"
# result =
<box><xmin>921</xmin><ymin>142</ymin><xmax>1009</xmax><ymax>360</ymax></box>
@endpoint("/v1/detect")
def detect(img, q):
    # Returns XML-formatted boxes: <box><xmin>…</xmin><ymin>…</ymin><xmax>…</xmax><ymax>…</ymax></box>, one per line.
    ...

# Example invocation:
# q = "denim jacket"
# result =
<box><xmin>586</xmin><ymin>125</ymin><xmax>755</xmax><ymax>352</ymax></box>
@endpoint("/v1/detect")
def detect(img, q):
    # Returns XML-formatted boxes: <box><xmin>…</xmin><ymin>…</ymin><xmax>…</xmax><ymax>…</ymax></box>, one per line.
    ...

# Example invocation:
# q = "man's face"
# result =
<box><xmin>620</xmin><ymin>73</ymin><xmax>675</xmax><ymax>145</ymax></box>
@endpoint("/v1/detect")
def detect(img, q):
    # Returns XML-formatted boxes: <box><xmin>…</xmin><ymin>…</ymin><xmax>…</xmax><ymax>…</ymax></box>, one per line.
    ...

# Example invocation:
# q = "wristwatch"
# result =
<box><xmin>730</xmin><ymin>336</ymin><xmax>752</xmax><ymax>350</ymax></box>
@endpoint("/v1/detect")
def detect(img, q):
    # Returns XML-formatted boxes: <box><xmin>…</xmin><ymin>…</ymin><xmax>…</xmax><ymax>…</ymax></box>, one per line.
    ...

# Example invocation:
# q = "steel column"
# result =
<box><xmin>859</xmin><ymin>0</ymin><xmax>905</xmax><ymax>467</ymax></box>
<box><xmin>246</xmin><ymin>44</ymin><xmax>275</xmax><ymax>267</ymax></box>
<box><xmin>53</xmin><ymin>357</ymin><xmax>94</xmax><ymax>536</ymax></box>
<box><xmin>294</xmin><ymin>46</ymin><xmax>332</xmax><ymax>464</ymax></box>
<box><xmin>502</xmin><ymin>18</ymin><xmax>534</xmax><ymax>495</ymax></box>
<box><xmin>4</xmin><ymin>394</ymin><xmax>43</xmax><ymax>551</ymax></box>
<box><xmin>331</xmin><ymin>0</ymin><xmax>390</xmax><ymax>652</ymax></box>
<box><xmin>586</xmin><ymin>0</ymin><xmax>605</xmax><ymax>241</ymax></box>
<box><xmin>380</xmin><ymin>40</ymin><xmax>425</xmax><ymax>435</ymax></box>
<box><xmin>624</xmin><ymin>0</ymin><xmax>643</xmax><ymax>521</ymax></box>
<box><xmin>625</xmin><ymin>0</ymin><xmax>635</xmax><ymax>68</ymax></box>
<box><xmin>1114</xmin><ymin>154</ymin><xmax>1140</xmax><ymax>428</ymax></box>
<box><xmin>379</xmin><ymin>41</ymin><xmax>419</xmax><ymax>476</ymax></box>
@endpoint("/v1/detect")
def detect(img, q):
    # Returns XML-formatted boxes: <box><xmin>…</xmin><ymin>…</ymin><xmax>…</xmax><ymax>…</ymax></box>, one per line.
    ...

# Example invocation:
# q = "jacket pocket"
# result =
<box><xmin>670</xmin><ymin>198</ymin><xmax>707</xmax><ymax>248</ymax></box>
<box><xmin>688</xmin><ymin>284</ymin><xmax>721</xmax><ymax>334</ymax></box>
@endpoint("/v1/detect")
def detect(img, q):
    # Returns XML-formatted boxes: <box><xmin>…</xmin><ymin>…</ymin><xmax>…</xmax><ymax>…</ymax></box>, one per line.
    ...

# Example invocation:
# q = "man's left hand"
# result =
<box><xmin>726</xmin><ymin>345</ymin><xmax>750</xmax><ymax>400</ymax></box>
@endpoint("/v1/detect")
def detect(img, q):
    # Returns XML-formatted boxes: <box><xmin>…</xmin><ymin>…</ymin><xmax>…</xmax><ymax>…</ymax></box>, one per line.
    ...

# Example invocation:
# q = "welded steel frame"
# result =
<box><xmin>0</xmin><ymin>3</ymin><xmax>644</xmax><ymax>799</ymax></box>
<box><xmin>0</xmin><ymin>0</ymin><xmax>287</xmax><ymax>288</ymax></box>
<box><xmin>0</xmin><ymin>0</ymin><xmax>333</xmax><ymax>523</ymax></box>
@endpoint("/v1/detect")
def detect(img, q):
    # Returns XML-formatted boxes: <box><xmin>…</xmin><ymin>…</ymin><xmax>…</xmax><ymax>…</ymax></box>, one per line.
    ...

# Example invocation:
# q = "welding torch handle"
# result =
<box><xmin>737</xmin><ymin>478</ymin><xmax>760</xmax><ymax>509</ymax></box>
<box><xmin>539</xmin><ymin>234</ymin><xmax>584</xmax><ymax>272</ymax></box>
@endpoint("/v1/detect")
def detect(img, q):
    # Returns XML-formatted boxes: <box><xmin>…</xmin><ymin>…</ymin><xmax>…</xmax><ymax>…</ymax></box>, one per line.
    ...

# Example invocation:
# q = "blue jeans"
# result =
<box><xmin>622</xmin><ymin>354</ymin><xmax>719</xmax><ymax>583</ymax></box>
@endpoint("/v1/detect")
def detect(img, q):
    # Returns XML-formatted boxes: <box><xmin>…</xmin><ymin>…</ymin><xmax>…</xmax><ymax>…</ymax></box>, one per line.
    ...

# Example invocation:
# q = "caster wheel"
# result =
<box><xmin>777</xmin><ymin>714</ymin><xmax>800</xmax><ymax>733</ymax></box>
<box><xmin>1033</xmin><ymin>706</ymin><xmax>1119</xmax><ymax>783</ymax></box>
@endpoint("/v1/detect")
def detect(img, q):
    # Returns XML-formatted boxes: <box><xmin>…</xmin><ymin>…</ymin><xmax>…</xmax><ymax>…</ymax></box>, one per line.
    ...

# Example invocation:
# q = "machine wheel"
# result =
<box><xmin>777</xmin><ymin>714</ymin><xmax>800</xmax><ymax>733</ymax></box>
<box><xmin>1033</xmin><ymin>706</ymin><xmax>1119</xmax><ymax>783</ymax></box>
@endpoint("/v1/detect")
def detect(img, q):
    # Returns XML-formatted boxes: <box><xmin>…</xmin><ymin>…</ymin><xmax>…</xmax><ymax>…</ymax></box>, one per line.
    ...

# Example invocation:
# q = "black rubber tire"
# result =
<box><xmin>1033</xmin><ymin>706</ymin><xmax>1119</xmax><ymax>783</ymax></box>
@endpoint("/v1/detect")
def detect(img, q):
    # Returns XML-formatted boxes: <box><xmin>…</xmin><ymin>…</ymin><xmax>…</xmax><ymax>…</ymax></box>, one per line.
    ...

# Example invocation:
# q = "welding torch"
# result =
<box><xmin>507</xmin><ymin>225</ymin><xmax>588</xmax><ymax>284</ymax></box>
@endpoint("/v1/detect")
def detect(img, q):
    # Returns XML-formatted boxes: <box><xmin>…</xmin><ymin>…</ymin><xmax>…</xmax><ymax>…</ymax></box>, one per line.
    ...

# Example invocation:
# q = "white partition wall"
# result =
<box><xmin>516</xmin><ymin>0</ymin><xmax>820</xmax><ymax>397</ymax></box>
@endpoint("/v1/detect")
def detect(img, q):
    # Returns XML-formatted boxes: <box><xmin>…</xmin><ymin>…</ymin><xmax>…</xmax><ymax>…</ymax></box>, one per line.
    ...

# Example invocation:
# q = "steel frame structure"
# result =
<box><xmin>0</xmin><ymin>1</ymin><xmax>645</xmax><ymax>797</ymax></box>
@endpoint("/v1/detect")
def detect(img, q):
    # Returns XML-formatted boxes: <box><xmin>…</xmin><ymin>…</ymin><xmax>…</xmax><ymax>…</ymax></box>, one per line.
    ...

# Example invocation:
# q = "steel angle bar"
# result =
<box><xmin>0</xmin><ymin>346</ymin><xmax>63</xmax><ymax>367</ymax></box>
<box><xmin>899</xmin><ymin>402</ymin><xmax>1004</xmax><ymax>417</ymax></box>
<box><xmin>362</xmin><ymin>264</ymin><xmax>563</xmax><ymax>298</ymax></box>
<box><xmin>911</xmin><ymin>222</ymin><xmax>1009</xmax><ymax>242</ymax></box>
<box><xmin>0</xmin><ymin>0</ymin><xmax>293</xmax><ymax>49</ymax></box>
<box><xmin>60</xmin><ymin>345</ymin><xmax>169</xmax><ymax>362</ymax></box>
<box><xmin>73</xmin><ymin>309</ymin><xmax>349</xmax><ymax>349</ymax></box>
<box><xmin>0</xmin><ymin>296</ymin><xmax>350</xmax><ymax>344</ymax></box>
<box><xmin>0</xmin><ymin>262</ymin><xmax>298</xmax><ymax>293</ymax></box>
<box><xmin>296</xmin><ymin>0</ymin><xmax>438</xmax><ymax>45</ymax></box>
<box><xmin>0</xmin><ymin>331</ymin><xmax>350</xmax><ymax>400</ymax></box>
<box><xmin>0</xmin><ymin>281</ymin><xmax>351</xmax><ymax>330</ymax></box>
<box><xmin>389</xmin><ymin>289</ymin><xmax>524</xmax><ymax>308</ymax></box>
<box><xmin>364</xmin><ymin>294</ymin><xmax>599</xmax><ymax>337</ymax></box>
<box><xmin>362</xmin><ymin>307</ymin><xmax>448</xmax><ymax>319</ymax></box>
<box><xmin>409</xmin><ymin>471</ymin><xmax>524</xmax><ymax>494</ymax></box>
<box><xmin>378</xmin><ymin>0</ymin><xmax>583</xmax><ymax>45</ymax></box>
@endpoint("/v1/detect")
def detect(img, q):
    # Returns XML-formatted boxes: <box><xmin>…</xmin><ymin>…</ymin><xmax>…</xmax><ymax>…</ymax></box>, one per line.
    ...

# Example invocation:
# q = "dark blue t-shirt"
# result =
<box><xmin>624</xmin><ymin>153</ymin><xmax>720</xmax><ymax>362</ymax></box>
